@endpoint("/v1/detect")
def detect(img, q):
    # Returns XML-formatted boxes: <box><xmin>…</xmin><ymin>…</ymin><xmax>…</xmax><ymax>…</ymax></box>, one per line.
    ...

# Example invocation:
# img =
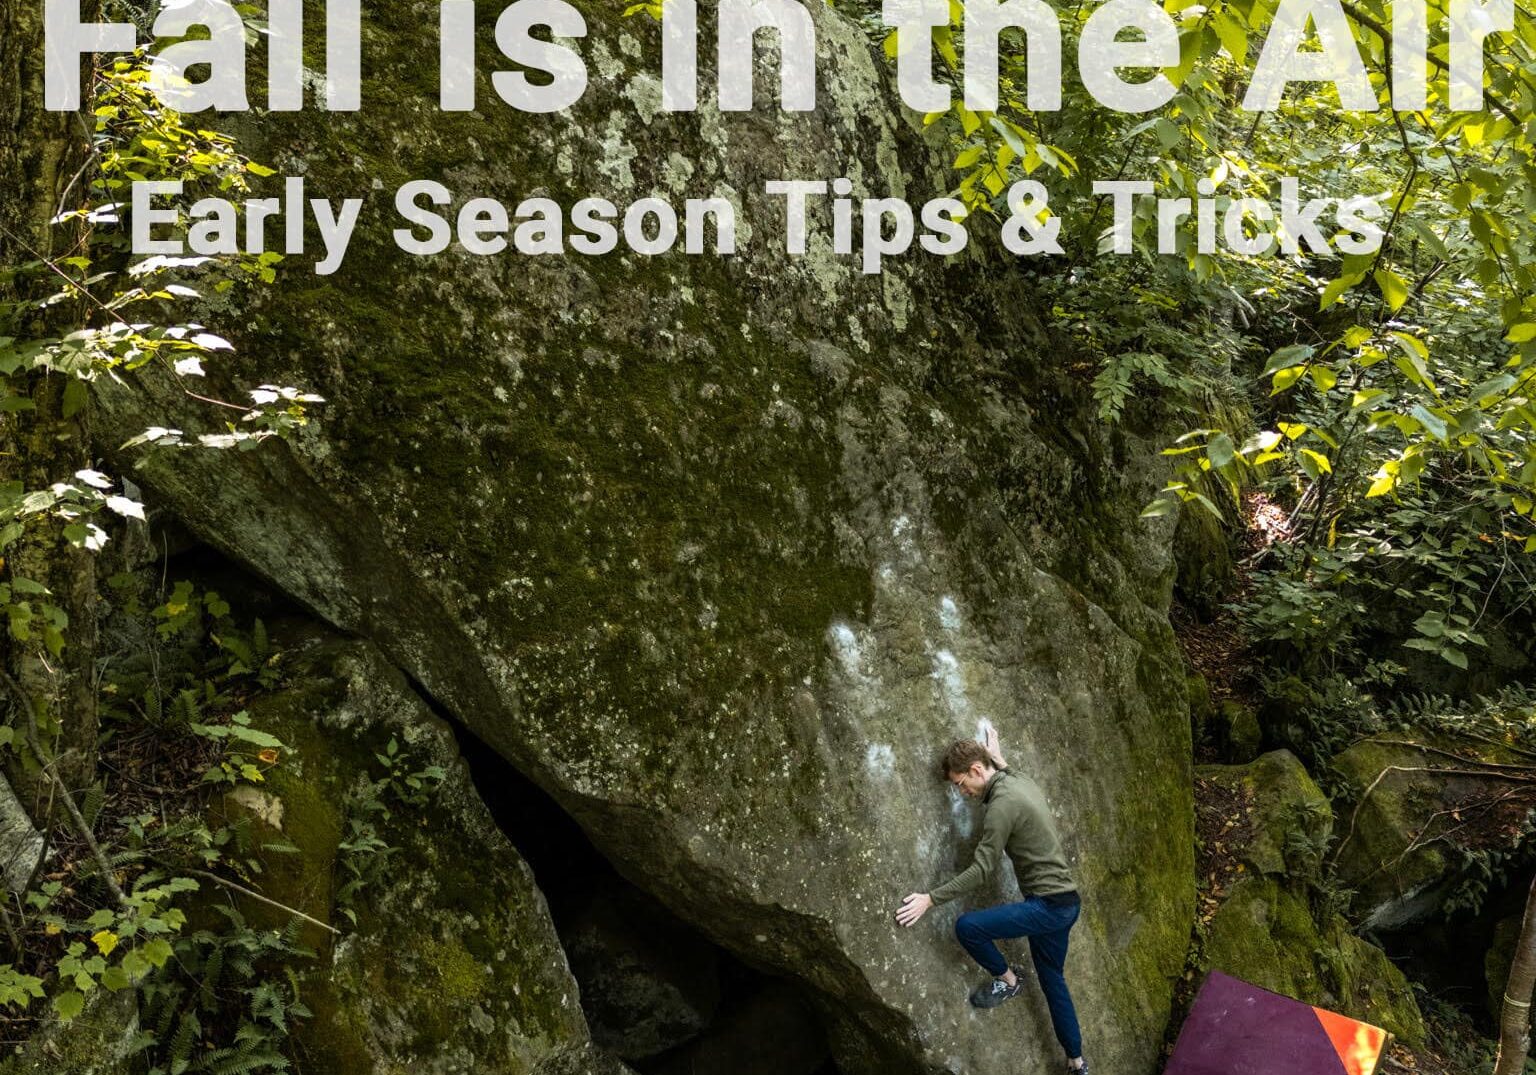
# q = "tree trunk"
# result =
<box><xmin>1494</xmin><ymin>873</ymin><xmax>1536</xmax><ymax>1075</ymax></box>
<box><xmin>0</xmin><ymin>0</ymin><xmax>99</xmax><ymax>792</ymax></box>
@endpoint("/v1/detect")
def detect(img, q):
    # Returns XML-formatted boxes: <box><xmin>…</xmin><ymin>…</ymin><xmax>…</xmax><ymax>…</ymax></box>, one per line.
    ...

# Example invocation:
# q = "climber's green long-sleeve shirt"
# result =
<box><xmin>929</xmin><ymin>769</ymin><xmax>1075</xmax><ymax>904</ymax></box>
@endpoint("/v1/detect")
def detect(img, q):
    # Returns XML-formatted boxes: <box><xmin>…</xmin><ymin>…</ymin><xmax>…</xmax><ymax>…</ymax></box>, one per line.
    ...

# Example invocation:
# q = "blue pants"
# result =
<box><xmin>955</xmin><ymin>896</ymin><xmax>1083</xmax><ymax>1058</ymax></box>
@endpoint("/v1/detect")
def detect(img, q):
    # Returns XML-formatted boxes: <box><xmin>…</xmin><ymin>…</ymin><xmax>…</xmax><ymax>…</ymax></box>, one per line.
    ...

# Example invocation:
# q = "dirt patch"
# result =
<box><xmin>1158</xmin><ymin>772</ymin><xmax>1261</xmax><ymax>1067</ymax></box>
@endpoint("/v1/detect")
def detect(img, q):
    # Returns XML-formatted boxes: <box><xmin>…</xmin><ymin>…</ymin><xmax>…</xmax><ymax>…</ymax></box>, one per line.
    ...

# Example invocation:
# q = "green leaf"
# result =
<box><xmin>53</xmin><ymin>990</ymin><xmax>85</xmax><ymax>1022</ymax></box>
<box><xmin>1470</xmin><ymin>374</ymin><xmax>1516</xmax><ymax>403</ymax></box>
<box><xmin>1374</xmin><ymin>269</ymin><xmax>1409</xmax><ymax>312</ymax></box>
<box><xmin>1263</xmin><ymin>344</ymin><xmax>1315</xmax><ymax>375</ymax></box>
<box><xmin>1211</xmin><ymin>12</ymin><xmax>1248</xmax><ymax>60</ymax></box>
<box><xmin>989</xmin><ymin>117</ymin><xmax>1028</xmax><ymax>157</ymax></box>
<box><xmin>1405</xmin><ymin>219</ymin><xmax>1449</xmax><ymax>260</ymax></box>
<box><xmin>1298</xmin><ymin>449</ymin><xmax>1333</xmax><ymax>478</ymax></box>
<box><xmin>1241</xmin><ymin>430</ymin><xmax>1284</xmax><ymax>454</ymax></box>
<box><xmin>1206</xmin><ymin>432</ymin><xmax>1236</xmax><ymax>469</ymax></box>
<box><xmin>1366</xmin><ymin>468</ymin><xmax>1397</xmax><ymax>497</ymax></box>
<box><xmin>1320</xmin><ymin>272</ymin><xmax>1364</xmax><ymax>310</ymax></box>
<box><xmin>61</xmin><ymin>378</ymin><xmax>88</xmax><ymax>419</ymax></box>
<box><xmin>1411</xmin><ymin>404</ymin><xmax>1449</xmax><ymax>441</ymax></box>
<box><xmin>140</xmin><ymin>938</ymin><xmax>173</xmax><ymax>969</ymax></box>
<box><xmin>1271</xmin><ymin>366</ymin><xmax>1306</xmax><ymax>393</ymax></box>
<box><xmin>1506</xmin><ymin>323</ymin><xmax>1536</xmax><ymax>343</ymax></box>
<box><xmin>1391</xmin><ymin>352</ymin><xmax>1432</xmax><ymax>391</ymax></box>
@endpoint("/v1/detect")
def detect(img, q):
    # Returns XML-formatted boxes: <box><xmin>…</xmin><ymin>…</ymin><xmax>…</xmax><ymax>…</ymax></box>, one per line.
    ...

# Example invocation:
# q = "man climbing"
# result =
<box><xmin>894</xmin><ymin>726</ymin><xmax>1087</xmax><ymax>1075</ymax></box>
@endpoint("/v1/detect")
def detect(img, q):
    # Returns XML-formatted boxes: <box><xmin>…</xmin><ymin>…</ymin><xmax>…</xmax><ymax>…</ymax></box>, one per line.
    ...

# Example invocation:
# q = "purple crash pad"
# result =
<box><xmin>1165</xmin><ymin>971</ymin><xmax>1389</xmax><ymax>1075</ymax></box>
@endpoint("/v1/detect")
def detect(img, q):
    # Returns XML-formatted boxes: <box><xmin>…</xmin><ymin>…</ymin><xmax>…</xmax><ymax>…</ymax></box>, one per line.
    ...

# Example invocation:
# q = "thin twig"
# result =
<box><xmin>167</xmin><ymin>864</ymin><xmax>340</xmax><ymax>936</ymax></box>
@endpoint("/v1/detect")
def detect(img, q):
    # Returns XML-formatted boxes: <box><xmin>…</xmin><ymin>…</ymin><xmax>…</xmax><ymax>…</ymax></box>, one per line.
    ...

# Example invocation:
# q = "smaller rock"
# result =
<box><xmin>563</xmin><ymin>887</ymin><xmax>721</xmax><ymax>1060</ymax></box>
<box><xmin>1212</xmin><ymin>700</ymin><xmax>1262</xmax><ymax>763</ymax></box>
<box><xmin>1332</xmin><ymin>732</ymin><xmax>1532</xmax><ymax>930</ymax></box>
<box><xmin>217</xmin><ymin>623</ymin><xmax>604</xmax><ymax>1075</ymax></box>
<box><xmin>1186</xmin><ymin>672</ymin><xmax>1215</xmax><ymax>742</ymax></box>
<box><xmin>1197</xmin><ymin>749</ymin><xmax>1332</xmax><ymax>882</ymax></box>
<box><xmin>1201</xmin><ymin>876</ymin><xmax>1424</xmax><ymax>1044</ymax></box>
<box><xmin>1193</xmin><ymin>751</ymin><xmax>1421</xmax><ymax>1044</ymax></box>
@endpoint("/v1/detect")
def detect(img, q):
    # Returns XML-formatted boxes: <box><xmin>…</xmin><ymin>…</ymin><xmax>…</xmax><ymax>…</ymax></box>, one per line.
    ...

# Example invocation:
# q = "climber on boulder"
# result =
<box><xmin>895</xmin><ymin>726</ymin><xmax>1087</xmax><ymax>1075</ymax></box>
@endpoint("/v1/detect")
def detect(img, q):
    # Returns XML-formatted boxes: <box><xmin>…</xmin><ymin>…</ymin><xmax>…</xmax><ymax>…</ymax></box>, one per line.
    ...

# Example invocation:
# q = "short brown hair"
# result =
<box><xmin>940</xmin><ymin>739</ymin><xmax>993</xmax><ymax>778</ymax></box>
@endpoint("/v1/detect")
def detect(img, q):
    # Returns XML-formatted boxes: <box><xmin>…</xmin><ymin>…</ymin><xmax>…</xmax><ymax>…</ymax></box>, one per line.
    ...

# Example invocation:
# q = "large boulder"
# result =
<box><xmin>1209</xmin><ymin>700</ymin><xmax>1263</xmax><ymax>765</ymax></box>
<box><xmin>93</xmin><ymin>3</ymin><xmax>1194</xmax><ymax>1072</ymax></box>
<box><xmin>1196</xmin><ymin>750</ymin><xmax>1331</xmax><ymax>881</ymax></box>
<box><xmin>1332</xmin><ymin>732</ymin><xmax>1533</xmax><ymax>930</ymax></box>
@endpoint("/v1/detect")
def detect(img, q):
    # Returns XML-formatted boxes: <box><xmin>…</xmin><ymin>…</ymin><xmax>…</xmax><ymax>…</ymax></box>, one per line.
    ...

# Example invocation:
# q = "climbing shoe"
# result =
<box><xmin>968</xmin><ymin>975</ymin><xmax>1023</xmax><ymax>1009</ymax></box>
<box><xmin>1066</xmin><ymin>1059</ymin><xmax>1090</xmax><ymax>1075</ymax></box>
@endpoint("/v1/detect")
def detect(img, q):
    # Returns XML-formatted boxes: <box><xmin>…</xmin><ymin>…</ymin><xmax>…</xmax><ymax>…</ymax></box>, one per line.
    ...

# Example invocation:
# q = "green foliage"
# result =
<box><xmin>2</xmin><ymin>575</ymin><xmax>322</xmax><ymax>1074</ymax></box>
<box><xmin>374</xmin><ymin>736</ymin><xmax>449</xmax><ymax>809</ymax></box>
<box><xmin>133</xmin><ymin>906</ymin><xmax>315</xmax><ymax>1075</ymax></box>
<box><xmin>827</xmin><ymin>5</ymin><xmax>1536</xmax><ymax>699</ymax></box>
<box><xmin>1417</xmin><ymin>992</ymin><xmax>1502</xmax><ymax>1074</ymax></box>
<box><xmin>0</xmin><ymin>965</ymin><xmax>45</xmax><ymax>1011</ymax></box>
<box><xmin>1281</xmin><ymin>799</ymin><xmax>1335</xmax><ymax>880</ymax></box>
<box><xmin>1439</xmin><ymin>845</ymin><xmax>1531</xmax><ymax>920</ymax></box>
<box><xmin>1257</xmin><ymin>670</ymin><xmax>1386</xmax><ymax>772</ymax></box>
<box><xmin>190</xmin><ymin>711</ymin><xmax>286</xmax><ymax>787</ymax></box>
<box><xmin>30</xmin><ymin>871</ymin><xmax>192</xmax><ymax>1022</ymax></box>
<box><xmin>0</xmin><ymin>51</ymin><xmax>323</xmax><ymax>732</ymax></box>
<box><xmin>334</xmin><ymin>737</ymin><xmax>448</xmax><ymax>926</ymax></box>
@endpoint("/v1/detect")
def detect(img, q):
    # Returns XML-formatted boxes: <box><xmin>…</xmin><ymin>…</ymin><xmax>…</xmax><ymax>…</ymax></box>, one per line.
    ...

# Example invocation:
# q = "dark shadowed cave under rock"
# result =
<box><xmin>452</xmin><ymin>724</ymin><xmax>838</xmax><ymax>1075</ymax></box>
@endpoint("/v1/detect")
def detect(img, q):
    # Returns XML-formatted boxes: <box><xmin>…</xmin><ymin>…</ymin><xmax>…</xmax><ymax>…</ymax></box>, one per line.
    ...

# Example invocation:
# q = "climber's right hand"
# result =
<box><xmin>895</xmin><ymin>892</ymin><xmax>932</xmax><ymax>927</ymax></box>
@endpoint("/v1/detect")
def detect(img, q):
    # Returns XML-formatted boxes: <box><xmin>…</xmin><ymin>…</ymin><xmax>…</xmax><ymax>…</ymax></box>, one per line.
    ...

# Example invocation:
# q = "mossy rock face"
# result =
<box><xmin>1201</xmin><ymin>877</ymin><xmax>1424</xmax><ymax>1044</ymax></box>
<box><xmin>93</xmin><ymin>3</ymin><xmax>1194</xmax><ymax>1072</ymax></box>
<box><xmin>0</xmin><ymin>990</ymin><xmax>137</xmax><ymax>1075</ymax></box>
<box><xmin>219</xmin><ymin>622</ymin><xmax>612</xmax><ymax>1075</ymax></box>
<box><xmin>1186</xmin><ymin>672</ymin><xmax>1215</xmax><ymax>734</ymax></box>
<box><xmin>1211</xmin><ymin>701</ymin><xmax>1262</xmax><ymax>764</ymax></box>
<box><xmin>1331</xmin><ymin>732</ymin><xmax>1530</xmax><ymax>930</ymax></box>
<box><xmin>1197</xmin><ymin>750</ymin><xmax>1332</xmax><ymax>881</ymax></box>
<box><xmin>1172</xmin><ymin>507</ymin><xmax>1235</xmax><ymax>619</ymax></box>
